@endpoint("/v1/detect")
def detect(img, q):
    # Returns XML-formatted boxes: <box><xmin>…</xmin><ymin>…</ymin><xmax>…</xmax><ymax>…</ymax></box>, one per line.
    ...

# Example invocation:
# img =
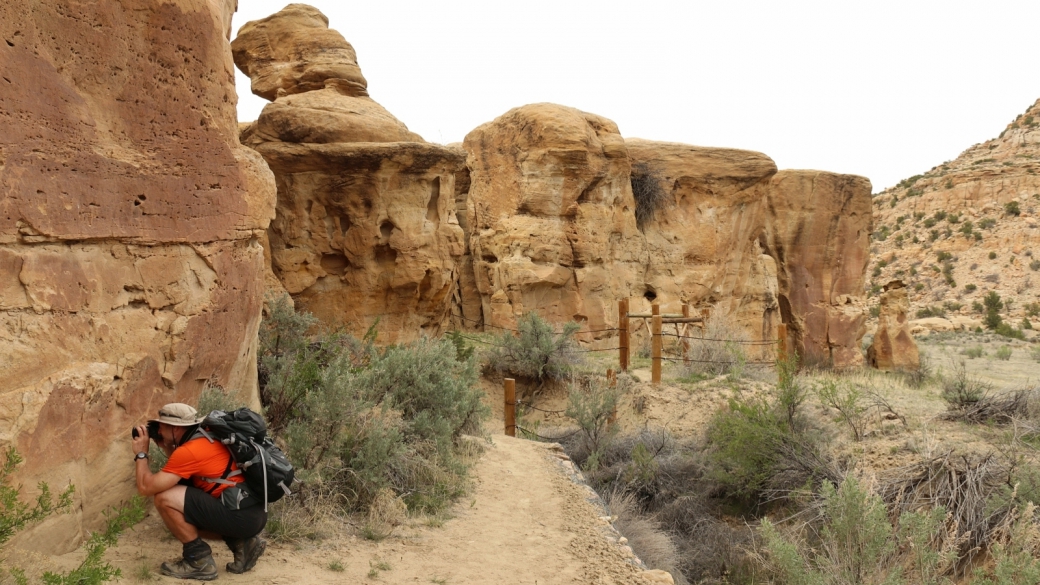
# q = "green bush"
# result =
<box><xmin>937</xmin><ymin>251</ymin><xmax>953</xmax><ymax>262</ymax></box>
<box><xmin>488</xmin><ymin>312</ymin><xmax>582</xmax><ymax>388</ymax></box>
<box><xmin>942</xmin><ymin>362</ymin><xmax>990</xmax><ymax>408</ymax></box>
<box><xmin>995</xmin><ymin>346</ymin><xmax>1013</xmax><ymax>361</ymax></box>
<box><xmin>962</xmin><ymin>345</ymin><xmax>985</xmax><ymax>359</ymax></box>
<box><xmin>0</xmin><ymin>448</ymin><xmax>143</xmax><ymax>585</ymax></box>
<box><xmin>814</xmin><ymin>379</ymin><xmax>868</xmax><ymax>441</ymax></box>
<box><xmin>980</xmin><ymin>218</ymin><xmax>997</xmax><ymax>230</ymax></box>
<box><xmin>760</xmin><ymin>477</ymin><xmax>954</xmax><ymax>585</ymax></box>
<box><xmin>1005</xmin><ymin>201</ymin><xmax>1022</xmax><ymax>216</ymax></box>
<box><xmin>990</xmin><ymin>251</ymin><xmax>998</xmax><ymax>260</ymax></box>
<box><xmin>917</xmin><ymin>306</ymin><xmax>947</xmax><ymax>319</ymax></box>
<box><xmin>965</xmin><ymin>283</ymin><xmax>978</xmax><ymax>292</ymax></box>
<box><xmin>984</xmin><ymin>292</ymin><xmax>1005</xmax><ymax>330</ymax></box>
<box><xmin>565</xmin><ymin>375</ymin><xmax>623</xmax><ymax>466</ymax></box>
<box><xmin>284</xmin><ymin>335</ymin><xmax>488</xmax><ymax>513</ymax></box>
<box><xmin>1030</xmin><ymin>260</ymin><xmax>1040</xmax><ymax>272</ymax></box>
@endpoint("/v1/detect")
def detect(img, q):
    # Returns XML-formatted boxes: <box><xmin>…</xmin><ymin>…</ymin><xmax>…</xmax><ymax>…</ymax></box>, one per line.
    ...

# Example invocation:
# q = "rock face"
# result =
<box><xmin>626</xmin><ymin>139</ymin><xmax>781</xmax><ymax>348</ymax></box>
<box><xmin>234</xmin><ymin>5</ymin><xmax>464</xmax><ymax>342</ymax></box>
<box><xmin>867</xmin><ymin>281</ymin><xmax>920</xmax><ymax>370</ymax></box>
<box><xmin>868</xmin><ymin>98</ymin><xmax>1040</xmax><ymax>328</ymax></box>
<box><xmin>763</xmin><ymin>171</ymin><xmax>873</xmax><ymax>367</ymax></box>
<box><xmin>459</xmin><ymin>106</ymin><xmax>871</xmax><ymax>364</ymax></box>
<box><xmin>461</xmin><ymin>104</ymin><xmax>646</xmax><ymax>336</ymax></box>
<box><xmin>0</xmin><ymin>0</ymin><xmax>274</xmax><ymax>552</ymax></box>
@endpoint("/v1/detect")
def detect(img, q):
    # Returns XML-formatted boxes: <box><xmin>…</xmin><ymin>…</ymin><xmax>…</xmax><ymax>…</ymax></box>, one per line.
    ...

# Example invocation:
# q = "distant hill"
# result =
<box><xmin>868</xmin><ymin>99</ymin><xmax>1040</xmax><ymax>332</ymax></box>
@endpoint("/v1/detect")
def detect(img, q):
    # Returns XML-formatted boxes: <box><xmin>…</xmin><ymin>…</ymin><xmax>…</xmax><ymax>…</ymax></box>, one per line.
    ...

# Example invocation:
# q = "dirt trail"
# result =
<box><xmin>51</xmin><ymin>436</ymin><xmax>661</xmax><ymax>585</ymax></box>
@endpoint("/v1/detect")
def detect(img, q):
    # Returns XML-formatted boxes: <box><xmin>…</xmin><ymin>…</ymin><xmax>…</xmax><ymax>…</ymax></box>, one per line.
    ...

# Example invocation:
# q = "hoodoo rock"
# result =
<box><xmin>763</xmin><ymin>171</ymin><xmax>873</xmax><ymax>367</ymax></box>
<box><xmin>0</xmin><ymin>0</ymin><xmax>274</xmax><ymax>551</ymax></box>
<box><xmin>867</xmin><ymin>280</ymin><xmax>920</xmax><ymax>371</ymax></box>
<box><xmin>461</xmin><ymin>104</ymin><xmax>646</xmax><ymax>335</ymax></box>
<box><xmin>234</xmin><ymin>5</ymin><xmax>464</xmax><ymax>341</ymax></box>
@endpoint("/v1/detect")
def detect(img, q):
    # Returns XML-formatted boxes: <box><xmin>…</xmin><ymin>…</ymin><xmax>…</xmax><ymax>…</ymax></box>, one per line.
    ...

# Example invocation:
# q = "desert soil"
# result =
<box><xmin>43</xmin><ymin>436</ymin><xmax>658</xmax><ymax>585</ymax></box>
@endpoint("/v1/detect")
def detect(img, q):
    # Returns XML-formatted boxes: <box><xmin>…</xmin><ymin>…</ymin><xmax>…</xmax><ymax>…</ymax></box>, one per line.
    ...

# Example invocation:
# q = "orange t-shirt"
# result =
<box><xmin>162</xmin><ymin>437</ymin><xmax>245</xmax><ymax>497</ymax></box>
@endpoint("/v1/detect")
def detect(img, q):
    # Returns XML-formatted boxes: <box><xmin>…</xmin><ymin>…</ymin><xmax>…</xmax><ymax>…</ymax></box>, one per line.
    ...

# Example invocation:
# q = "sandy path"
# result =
<box><xmin>59</xmin><ymin>436</ymin><xmax>658</xmax><ymax>585</ymax></box>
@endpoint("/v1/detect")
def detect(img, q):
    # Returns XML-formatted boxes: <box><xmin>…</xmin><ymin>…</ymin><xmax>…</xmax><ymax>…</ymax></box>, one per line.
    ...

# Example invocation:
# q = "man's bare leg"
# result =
<box><xmin>154</xmin><ymin>486</ymin><xmax>199</xmax><ymax>543</ymax></box>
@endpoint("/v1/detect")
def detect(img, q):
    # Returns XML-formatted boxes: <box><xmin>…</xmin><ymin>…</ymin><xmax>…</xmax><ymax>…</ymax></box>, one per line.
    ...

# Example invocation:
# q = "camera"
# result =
<box><xmin>131</xmin><ymin>420</ymin><xmax>161</xmax><ymax>441</ymax></box>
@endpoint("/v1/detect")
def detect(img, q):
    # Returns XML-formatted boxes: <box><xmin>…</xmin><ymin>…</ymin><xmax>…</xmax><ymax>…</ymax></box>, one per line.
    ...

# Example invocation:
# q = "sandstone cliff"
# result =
<box><xmin>868</xmin><ymin>99</ymin><xmax>1040</xmax><ymax>331</ymax></box>
<box><xmin>459</xmin><ymin>104</ymin><xmax>872</xmax><ymax>365</ymax></box>
<box><xmin>0</xmin><ymin>0</ymin><xmax>274</xmax><ymax>551</ymax></box>
<box><xmin>234</xmin><ymin>5</ymin><xmax>465</xmax><ymax>342</ymax></box>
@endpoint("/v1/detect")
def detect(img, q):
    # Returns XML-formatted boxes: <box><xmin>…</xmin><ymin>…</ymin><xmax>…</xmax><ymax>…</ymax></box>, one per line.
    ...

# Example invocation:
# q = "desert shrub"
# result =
<box><xmin>631</xmin><ymin>162</ymin><xmax>669</xmax><ymax>230</ymax></box>
<box><xmin>962</xmin><ymin>345</ymin><xmax>986</xmax><ymax>359</ymax></box>
<box><xmin>196</xmin><ymin>384</ymin><xmax>248</xmax><ymax>414</ymax></box>
<box><xmin>565</xmin><ymin>374</ymin><xmax>623</xmax><ymax>465</ymax></box>
<box><xmin>488</xmin><ymin>312</ymin><xmax>582</xmax><ymax>389</ymax></box>
<box><xmin>284</xmin><ymin>336</ymin><xmax>488</xmax><ymax>514</ymax></box>
<box><xmin>0</xmin><ymin>448</ymin><xmax>143</xmax><ymax>585</ymax></box>
<box><xmin>682</xmin><ymin>311</ymin><xmax>750</xmax><ymax>378</ymax></box>
<box><xmin>1032</xmin><ymin>347</ymin><xmax>1040</xmax><ymax>363</ymax></box>
<box><xmin>941</xmin><ymin>362</ymin><xmax>992</xmax><ymax>409</ymax></box>
<box><xmin>995</xmin><ymin>323</ymin><xmax>1026</xmax><ymax>340</ymax></box>
<box><xmin>980</xmin><ymin>217</ymin><xmax>997</xmax><ymax>230</ymax></box>
<box><xmin>990</xmin><ymin>251</ymin><xmax>999</xmax><ymax>260</ymax></box>
<box><xmin>759</xmin><ymin>477</ymin><xmax>956</xmax><ymax>585</ymax></box>
<box><xmin>965</xmin><ymin>283</ymin><xmax>978</xmax><ymax>292</ymax></box>
<box><xmin>995</xmin><ymin>346</ymin><xmax>1013</xmax><ymax>361</ymax></box>
<box><xmin>937</xmin><ymin>251</ymin><xmax>953</xmax><ymax>262</ymax></box>
<box><xmin>604</xmin><ymin>491</ymin><xmax>684</xmax><ymax>581</ymax></box>
<box><xmin>941</xmin><ymin>388</ymin><xmax>1037</xmax><ymax>425</ymax></box>
<box><xmin>1031</xmin><ymin>260</ymin><xmax>1040</xmax><ymax>272</ymax></box>
<box><xmin>917</xmin><ymin>306</ymin><xmax>947</xmax><ymax>319</ymax></box>
<box><xmin>984</xmin><ymin>292</ymin><xmax>1005</xmax><ymax>330</ymax></box>
<box><xmin>915</xmin><ymin>283</ymin><xmax>926</xmax><ymax>292</ymax></box>
<box><xmin>1006</xmin><ymin>201</ymin><xmax>1022</xmax><ymax>216</ymax></box>
<box><xmin>814</xmin><ymin>380</ymin><xmax>869</xmax><ymax>441</ymax></box>
<box><xmin>1027</xmin><ymin>319</ymin><xmax>1035</xmax><ymax>330</ymax></box>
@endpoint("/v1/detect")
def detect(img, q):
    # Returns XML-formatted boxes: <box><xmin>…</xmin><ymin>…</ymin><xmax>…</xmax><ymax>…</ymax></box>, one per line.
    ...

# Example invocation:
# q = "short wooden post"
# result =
<box><xmin>681</xmin><ymin>304</ymin><xmax>691</xmax><ymax>365</ymax></box>
<box><xmin>651</xmin><ymin>313</ymin><xmax>662</xmax><ymax>385</ymax></box>
<box><xmin>777</xmin><ymin>323</ymin><xmax>788</xmax><ymax>362</ymax></box>
<box><xmin>607</xmin><ymin>368</ymin><xmax>617</xmax><ymax>425</ymax></box>
<box><xmin>619</xmin><ymin>299</ymin><xmax>630</xmax><ymax>372</ymax></box>
<box><xmin>504</xmin><ymin>378</ymin><xmax>516</xmax><ymax>437</ymax></box>
<box><xmin>652</xmin><ymin>303</ymin><xmax>660</xmax><ymax>317</ymax></box>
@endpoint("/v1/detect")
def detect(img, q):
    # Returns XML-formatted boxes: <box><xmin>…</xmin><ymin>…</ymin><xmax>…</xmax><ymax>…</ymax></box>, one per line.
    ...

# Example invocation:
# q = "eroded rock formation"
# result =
<box><xmin>867</xmin><ymin>280</ymin><xmax>920</xmax><ymax>370</ymax></box>
<box><xmin>0</xmin><ymin>0</ymin><xmax>274</xmax><ymax>551</ymax></box>
<box><xmin>234</xmin><ymin>5</ymin><xmax>464</xmax><ymax>342</ymax></box>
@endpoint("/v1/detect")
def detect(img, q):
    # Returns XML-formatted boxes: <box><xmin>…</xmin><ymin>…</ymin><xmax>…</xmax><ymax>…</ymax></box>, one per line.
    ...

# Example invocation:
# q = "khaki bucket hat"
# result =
<box><xmin>149</xmin><ymin>403</ymin><xmax>203</xmax><ymax>426</ymax></box>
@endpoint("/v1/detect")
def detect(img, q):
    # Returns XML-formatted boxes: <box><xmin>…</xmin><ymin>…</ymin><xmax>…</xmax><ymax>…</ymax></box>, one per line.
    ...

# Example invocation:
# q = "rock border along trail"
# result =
<box><xmin>56</xmin><ymin>435</ymin><xmax>664</xmax><ymax>584</ymax></box>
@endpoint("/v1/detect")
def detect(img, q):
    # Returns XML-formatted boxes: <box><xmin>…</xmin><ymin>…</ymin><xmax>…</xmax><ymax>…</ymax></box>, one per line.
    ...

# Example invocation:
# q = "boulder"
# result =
<box><xmin>0</xmin><ymin>0</ymin><xmax>274</xmax><ymax>552</ymax></box>
<box><xmin>867</xmin><ymin>281</ymin><xmax>920</xmax><ymax>370</ymax></box>
<box><xmin>910</xmin><ymin>317</ymin><xmax>956</xmax><ymax>334</ymax></box>
<box><xmin>763</xmin><ymin>170</ymin><xmax>872</xmax><ymax>368</ymax></box>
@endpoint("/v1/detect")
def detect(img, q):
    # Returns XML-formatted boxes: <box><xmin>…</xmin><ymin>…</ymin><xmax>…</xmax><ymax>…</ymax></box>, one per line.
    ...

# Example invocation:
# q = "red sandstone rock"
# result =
<box><xmin>867</xmin><ymin>280</ymin><xmax>920</xmax><ymax>371</ymax></box>
<box><xmin>0</xmin><ymin>0</ymin><xmax>274</xmax><ymax>551</ymax></box>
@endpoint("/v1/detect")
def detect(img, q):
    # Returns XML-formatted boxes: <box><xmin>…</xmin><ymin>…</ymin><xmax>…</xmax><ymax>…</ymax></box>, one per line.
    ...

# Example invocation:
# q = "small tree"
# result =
<box><xmin>984</xmin><ymin>291</ymin><xmax>1004</xmax><ymax>330</ymax></box>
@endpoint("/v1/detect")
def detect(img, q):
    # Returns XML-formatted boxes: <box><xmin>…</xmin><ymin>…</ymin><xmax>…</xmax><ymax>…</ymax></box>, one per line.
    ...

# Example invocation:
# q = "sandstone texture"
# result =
<box><xmin>869</xmin><ymin>99</ymin><xmax>1040</xmax><ymax>330</ymax></box>
<box><xmin>461</xmin><ymin>104</ymin><xmax>645</xmax><ymax>336</ymax></box>
<box><xmin>763</xmin><ymin>171</ymin><xmax>873</xmax><ymax>367</ymax></box>
<box><xmin>458</xmin><ymin>104</ymin><xmax>872</xmax><ymax>365</ymax></box>
<box><xmin>867</xmin><ymin>281</ymin><xmax>920</xmax><ymax>370</ymax></box>
<box><xmin>0</xmin><ymin>0</ymin><xmax>274</xmax><ymax>551</ymax></box>
<box><xmin>234</xmin><ymin>5</ymin><xmax>463</xmax><ymax>342</ymax></box>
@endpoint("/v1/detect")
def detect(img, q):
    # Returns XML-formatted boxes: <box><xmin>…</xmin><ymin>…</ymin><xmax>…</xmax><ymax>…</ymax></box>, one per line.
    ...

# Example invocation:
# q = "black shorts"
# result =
<box><xmin>182</xmin><ymin>487</ymin><xmax>267</xmax><ymax>540</ymax></box>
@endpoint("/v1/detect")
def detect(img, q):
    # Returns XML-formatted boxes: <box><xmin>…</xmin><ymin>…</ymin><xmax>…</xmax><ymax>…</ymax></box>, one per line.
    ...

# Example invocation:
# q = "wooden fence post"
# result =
<box><xmin>619</xmin><ymin>299</ymin><xmax>629</xmax><ymax>372</ymax></box>
<box><xmin>607</xmin><ymin>368</ymin><xmax>617</xmax><ymax>425</ymax></box>
<box><xmin>777</xmin><ymin>323</ymin><xmax>788</xmax><ymax>362</ymax></box>
<box><xmin>504</xmin><ymin>378</ymin><xmax>516</xmax><ymax>437</ymax></box>
<box><xmin>651</xmin><ymin>311</ymin><xmax>662</xmax><ymax>385</ymax></box>
<box><xmin>681</xmin><ymin>304</ymin><xmax>691</xmax><ymax>365</ymax></box>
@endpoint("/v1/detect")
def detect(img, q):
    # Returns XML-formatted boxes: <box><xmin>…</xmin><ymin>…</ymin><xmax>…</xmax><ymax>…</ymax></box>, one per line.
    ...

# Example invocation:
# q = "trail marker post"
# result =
<box><xmin>651</xmin><ymin>305</ymin><xmax>662</xmax><ymax>385</ymax></box>
<box><xmin>619</xmin><ymin>299</ymin><xmax>629</xmax><ymax>372</ymax></box>
<box><xmin>504</xmin><ymin>378</ymin><xmax>516</xmax><ymax>437</ymax></box>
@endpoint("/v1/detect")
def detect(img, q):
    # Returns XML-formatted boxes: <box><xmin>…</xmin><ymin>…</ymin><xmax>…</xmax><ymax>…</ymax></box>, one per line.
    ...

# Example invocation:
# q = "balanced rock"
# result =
<box><xmin>234</xmin><ymin>4</ymin><xmax>420</xmax><ymax>145</ymax></box>
<box><xmin>234</xmin><ymin>5</ymin><xmax>463</xmax><ymax>341</ymax></box>
<box><xmin>0</xmin><ymin>0</ymin><xmax>274</xmax><ymax>552</ymax></box>
<box><xmin>868</xmin><ymin>280</ymin><xmax>920</xmax><ymax>370</ymax></box>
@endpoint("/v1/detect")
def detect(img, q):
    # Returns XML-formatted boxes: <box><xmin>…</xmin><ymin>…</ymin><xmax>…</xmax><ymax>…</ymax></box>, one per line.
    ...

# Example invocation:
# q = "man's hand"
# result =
<box><xmin>132</xmin><ymin>425</ymin><xmax>150</xmax><ymax>454</ymax></box>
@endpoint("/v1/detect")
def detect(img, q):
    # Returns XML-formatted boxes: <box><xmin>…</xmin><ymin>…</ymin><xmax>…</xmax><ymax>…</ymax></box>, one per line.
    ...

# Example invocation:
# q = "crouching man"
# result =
<box><xmin>132</xmin><ymin>403</ymin><xmax>267</xmax><ymax>581</ymax></box>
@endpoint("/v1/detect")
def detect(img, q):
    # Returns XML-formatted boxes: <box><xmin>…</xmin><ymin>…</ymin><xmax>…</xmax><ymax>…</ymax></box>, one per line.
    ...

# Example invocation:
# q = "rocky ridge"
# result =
<box><xmin>867</xmin><ymin>99</ymin><xmax>1040</xmax><ymax>334</ymax></box>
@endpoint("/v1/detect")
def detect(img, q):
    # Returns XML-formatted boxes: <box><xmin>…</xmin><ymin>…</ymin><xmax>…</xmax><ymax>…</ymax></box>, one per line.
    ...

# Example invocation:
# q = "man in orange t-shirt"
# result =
<box><xmin>132</xmin><ymin>403</ymin><xmax>267</xmax><ymax>581</ymax></box>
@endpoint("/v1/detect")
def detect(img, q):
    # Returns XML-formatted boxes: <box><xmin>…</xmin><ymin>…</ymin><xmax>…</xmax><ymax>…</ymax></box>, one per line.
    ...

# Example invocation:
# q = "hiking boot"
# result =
<box><xmin>160</xmin><ymin>555</ymin><xmax>218</xmax><ymax>581</ymax></box>
<box><xmin>225</xmin><ymin>535</ymin><xmax>266</xmax><ymax>574</ymax></box>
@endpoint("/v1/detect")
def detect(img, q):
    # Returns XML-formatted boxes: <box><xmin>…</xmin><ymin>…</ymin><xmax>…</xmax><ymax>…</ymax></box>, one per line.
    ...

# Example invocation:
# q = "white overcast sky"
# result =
<box><xmin>232</xmin><ymin>1</ymin><xmax>1040</xmax><ymax>192</ymax></box>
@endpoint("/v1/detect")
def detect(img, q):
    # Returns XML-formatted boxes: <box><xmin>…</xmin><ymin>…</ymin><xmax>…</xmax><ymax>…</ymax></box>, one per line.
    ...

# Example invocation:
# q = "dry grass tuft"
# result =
<box><xmin>362</xmin><ymin>488</ymin><xmax>407</xmax><ymax>541</ymax></box>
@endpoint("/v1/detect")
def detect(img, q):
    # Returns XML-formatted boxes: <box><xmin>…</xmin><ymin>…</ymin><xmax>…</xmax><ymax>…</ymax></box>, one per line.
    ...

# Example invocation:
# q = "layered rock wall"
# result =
<box><xmin>234</xmin><ymin>5</ymin><xmax>463</xmax><ymax>342</ymax></box>
<box><xmin>0</xmin><ymin>0</ymin><xmax>274</xmax><ymax>551</ymax></box>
